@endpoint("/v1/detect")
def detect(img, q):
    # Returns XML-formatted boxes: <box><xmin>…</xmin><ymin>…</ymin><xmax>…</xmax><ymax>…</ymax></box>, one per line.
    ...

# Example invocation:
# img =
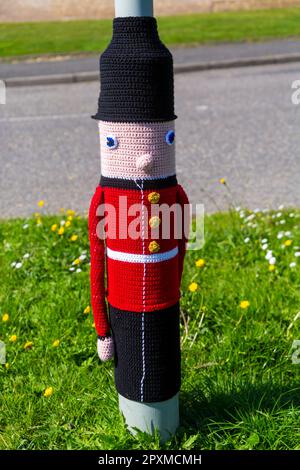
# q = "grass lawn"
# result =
<box><xmin>0</xmin><ymin>205</ymin><xmax>300</xmax><ymax>450</ymax></box>
<box><xmin>1</xmin><ymin>8</ymin><xmax>300</xmax><ymax>59</ymax></box>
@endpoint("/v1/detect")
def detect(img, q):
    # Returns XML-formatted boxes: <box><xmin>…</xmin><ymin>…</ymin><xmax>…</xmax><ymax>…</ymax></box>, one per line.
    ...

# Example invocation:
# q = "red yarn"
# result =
<box><xmin>89</xmin><ymin>184</ymin><xmax>189</xmax><ymax>334</ymax></box>
<box><xmin>177</xmin><ymin>184</ymin><xmax>190</xmax><ymax>283</ymax></box>
<box><xmin>88</xmin><ymin>186</ymin><xmax>110</xmax><ymax>337</ymax></box>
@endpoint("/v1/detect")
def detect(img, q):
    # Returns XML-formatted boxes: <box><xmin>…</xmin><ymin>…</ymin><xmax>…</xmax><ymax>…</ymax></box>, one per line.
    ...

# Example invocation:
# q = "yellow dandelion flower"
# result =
<box><xmin>51</xmin><ymin>224</ymin><xmax>58</xmax><ymax>232</ymax></box>
<box><xmin>189</xmin><ymin>282</ymin><xmax>199</xmax><ymax>293</ymax></box>
<box><xmin>36</xmin><ymin>217</ymin><xmax>42</xmax><ymax>226</ymax></box>
<box><xmin>240</xmin><ymin>300</ymin><xmax>250</xmax><ymax>309</ymax></box>
<box><xmin>269</xmin><ymin>265</ymin><xmax>276</xmax><ymax>272</ymax></box>
<box><xmin>2</xmin><ymin>313</ymin><xmax>9</xmax><ymax>322</ymax></box>
<box><xmin>284</xmin><ymin>240</ymin><xmax>292</xmax><ymax>247</ymax></box>
<box><xmin>38</xmin><ymin>200</ymin><xmax>45</xmax><ymax>208</ymax></box>
<box><xmin>70</xmin><ymin>234</ymin><xmax>78</xmax><ymax>242</ymax></box>
<box><xmin>67</xmin><ymin>215</ymin><xmax>73</xmax><ymax>221</ymax></box>
<box><xmin>73</xmin><ymin>258</ymin><xmax>81</xmax><ymax>266</ymax></box>
<box><xmin>9</xmin><ymin>334</ymin><xmax>17</xmax><ymax>342</ymax></box>
<box><xmin>24</xmin><ymin>341</ymin><xmax>33</xmax><ymax>350</ymax></box>
<box><xmin>34</xmin><ymin>212</ymin><xmax>40</xmax><ymax>218</ymax></box>
<box><xmin>58</xmin><ymin>226</ymin><xmax>65</xmax><ymax>236</ymax></box>
<box><xmin>52</xmin><ymin>339</ymin><xmax>60</xmax><ymax>347</ymax></box>
<box><xmin>84</xmin><ymin>306</ymin><xmax>91</xmax><ymax>314</ymax></box>
<box><xmin>66</xmin><ymin>209</ymin><xmax>75</xmax><ymax>217</ymax></box>
<box><xmin>219</xmin><ymin>178</ymin><xmax>226</xmax><ymax>185</ymax></box>
<box><xmin>5</xmin><ymin>363</ymin><xmax>9</xmax><ymax>369</ymax></box>
<box><xmin>195</xmin><ymin>258</ymin><xmax>205</xmax><ymax>268</ymax></box>
<box><xmin>65</xmin><ymin>220</ymin><xmax>71</xmax><ymax>228</ymax></box>
<box><xmin>43</xmin><ymin>387</ymin><xmax>53</xmax><ymax>398</ymax></box>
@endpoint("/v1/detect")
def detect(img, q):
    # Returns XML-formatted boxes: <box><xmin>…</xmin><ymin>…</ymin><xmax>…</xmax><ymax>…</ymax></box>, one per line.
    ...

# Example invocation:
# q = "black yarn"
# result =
<box><xmin>100</xmin><ymin>175</ymin><xmax>178</xmax><ymax>190</ymax></box>
<box><xmin>109</xmin><ymin>303</ymin><xmax>181</xmax><ymax>402</ymax></box>
<box><xmin>92</xmin><ymin>17</ymin><xmax>176</xmax><ymax>122</ymax></box>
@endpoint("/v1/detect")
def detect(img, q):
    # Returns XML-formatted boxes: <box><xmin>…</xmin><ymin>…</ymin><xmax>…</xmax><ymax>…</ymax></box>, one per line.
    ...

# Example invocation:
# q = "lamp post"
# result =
<box><xmin>115</xmin><ymin>0</ymin><xmax>154</xmax><ymax>17</ymax></box>
<box><xmin>89</xmin><ymin>0</ymin><xmax>185</xmax><ymax>443</ymax></box>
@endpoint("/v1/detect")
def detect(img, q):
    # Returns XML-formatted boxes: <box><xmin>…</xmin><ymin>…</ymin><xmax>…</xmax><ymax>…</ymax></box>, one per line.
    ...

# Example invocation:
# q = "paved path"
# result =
<box><xmin>0</xmin><ymin>62</ymin><xmax>300</xmax><ymax>217</ymax></box>
<box><xmin>2</xmin><ymin>39</ymin><xmax>300</xmax><ymax>80</ymax></box>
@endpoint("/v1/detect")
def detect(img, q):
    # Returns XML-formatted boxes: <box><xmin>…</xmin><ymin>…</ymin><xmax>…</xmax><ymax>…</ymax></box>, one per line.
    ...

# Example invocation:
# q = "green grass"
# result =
<box><xmin>2</xmin><ymin>7</ymin><xmax>300</xmax><ymax>59</ymax></box>
<box><xmin>1</xmin><ymin>206</ymin><xmax>300</xmax><ymax>450</ymax></box>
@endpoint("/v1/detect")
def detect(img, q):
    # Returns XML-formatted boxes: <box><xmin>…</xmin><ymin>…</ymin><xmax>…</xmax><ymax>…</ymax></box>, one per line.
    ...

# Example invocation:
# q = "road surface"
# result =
<box><xmin>1</xmin><ymin>62</ymin><xmax>300</xmax><ymax>217</ymax></box>
<box><xmin>3</xmin><ymin>40</ymin><xmax>300</xmax><ymax>80</ymax></box>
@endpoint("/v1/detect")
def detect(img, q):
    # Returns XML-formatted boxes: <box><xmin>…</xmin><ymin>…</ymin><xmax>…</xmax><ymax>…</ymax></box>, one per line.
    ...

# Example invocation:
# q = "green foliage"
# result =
<box><xmin>1</xmin><ymin>8</ymin><xmax>300</xmax><ymax>58</ymax></box>
<box><xmin>0</xmin><ymin>206</ymin><xmax>300</xmax><ymax>449</ymax></box>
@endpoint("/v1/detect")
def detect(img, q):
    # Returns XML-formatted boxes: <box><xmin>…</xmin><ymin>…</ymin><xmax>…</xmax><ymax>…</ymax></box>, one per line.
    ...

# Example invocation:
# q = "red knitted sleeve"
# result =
<box><xmin>88</xmin><ymin>186</ymin><xmax>110</xmax><ymax>337</ymax></box>
<box><xmin>177</xmin><ymin>184</ymin><xmax>190</xmax><ymax>284</ymax></box>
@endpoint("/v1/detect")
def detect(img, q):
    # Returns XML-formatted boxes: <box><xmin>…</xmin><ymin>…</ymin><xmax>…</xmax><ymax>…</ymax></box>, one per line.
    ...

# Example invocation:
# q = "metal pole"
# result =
<box><xmin>114</xmin><ymin>0</ymin><xmax>180</xmax><ymax>443</ymax></box>
<box><xmin>115</xmin><ymin>0</ymin><xmax>153</xmax><ymax>17</ymax></box>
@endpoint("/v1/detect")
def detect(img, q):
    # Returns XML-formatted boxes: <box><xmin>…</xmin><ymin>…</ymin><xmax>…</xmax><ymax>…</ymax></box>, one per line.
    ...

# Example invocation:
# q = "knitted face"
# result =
<box><xmin>99</xmin><ymin>121</ymin><xmax>176</xmax><ymax>180</ymax></box>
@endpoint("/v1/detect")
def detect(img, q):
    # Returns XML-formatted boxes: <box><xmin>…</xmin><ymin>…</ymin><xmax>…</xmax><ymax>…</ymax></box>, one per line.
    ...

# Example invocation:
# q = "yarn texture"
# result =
<box><xmin>99</xmin><ymin>121</ymin><xmax>176</xmax><ymax>180</ymax></box>
<box><xmin>89</xmin><ymin>16</ymin><xmax>189</xmax><ymax>402</ymax></box>
<box><xmin>93</xmin><ymin>17</ymin><xmax>176</xmax><ymax>122</ymax></box>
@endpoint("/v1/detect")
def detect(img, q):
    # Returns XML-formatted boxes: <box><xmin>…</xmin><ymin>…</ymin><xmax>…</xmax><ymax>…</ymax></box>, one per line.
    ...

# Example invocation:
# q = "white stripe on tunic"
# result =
<box><xmin>106</xmin><ymin>246</ymin><xmax>178</xmax><ymax>264</ymax></box>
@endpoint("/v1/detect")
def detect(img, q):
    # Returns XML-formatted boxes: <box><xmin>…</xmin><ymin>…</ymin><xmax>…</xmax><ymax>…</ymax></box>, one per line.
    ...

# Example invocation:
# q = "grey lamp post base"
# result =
<box><xmin>119</xmin><ymin>393</ymin><xmax>179</xmax><ymax>443</ymax></box>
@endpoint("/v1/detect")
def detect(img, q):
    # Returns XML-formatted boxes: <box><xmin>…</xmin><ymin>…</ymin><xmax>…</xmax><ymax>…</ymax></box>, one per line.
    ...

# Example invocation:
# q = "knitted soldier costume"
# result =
<box><xmin>89</xmin><ymin>17</ymin><xmax>189</xmax><ymax>403</ymax></box>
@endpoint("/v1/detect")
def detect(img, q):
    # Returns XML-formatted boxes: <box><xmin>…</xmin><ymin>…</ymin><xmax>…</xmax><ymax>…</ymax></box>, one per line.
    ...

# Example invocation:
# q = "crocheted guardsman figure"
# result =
<box><xmin>89</xmin><ymin>16</ymin><xmax>189</xmax><ymax>403</ymax></box>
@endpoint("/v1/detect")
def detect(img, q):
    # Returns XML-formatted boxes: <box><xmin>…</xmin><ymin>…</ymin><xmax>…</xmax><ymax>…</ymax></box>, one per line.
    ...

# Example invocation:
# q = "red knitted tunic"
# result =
<box><xmin>89</xmin><ymin>183</ymin><xmax>189</xmax><ymax>337</ymax></box>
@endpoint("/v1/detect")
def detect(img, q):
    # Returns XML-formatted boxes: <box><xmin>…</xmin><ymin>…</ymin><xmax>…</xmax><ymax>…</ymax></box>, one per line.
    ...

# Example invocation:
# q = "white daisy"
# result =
<box><xmin>265</xmin><ymin>251</ymin><xmax>273</xmax><ymax>261</ymax></box>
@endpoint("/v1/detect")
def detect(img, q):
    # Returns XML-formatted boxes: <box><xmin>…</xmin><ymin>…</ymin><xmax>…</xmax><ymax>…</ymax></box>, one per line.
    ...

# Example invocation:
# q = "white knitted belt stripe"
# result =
<box><xmin>106</xmin><ymin>246</ymin><xmax>178</xmax><ymax>263</ymax></box>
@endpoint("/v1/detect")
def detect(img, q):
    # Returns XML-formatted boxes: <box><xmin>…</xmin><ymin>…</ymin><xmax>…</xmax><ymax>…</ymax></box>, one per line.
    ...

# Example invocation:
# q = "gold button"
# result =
<box><xmin>149</xmin><ymin>216</ymin><xmax>161</xmax><ymax>229</ymax></box>
<box><xmin>148</xmin><ymin>192</ymin><xmax>160</xmax><ymax>204</ymax></box>
<box><xmin>149</xmin><ymin>241</ymin><xmax>160</xmax><ymax>253</ymax></box>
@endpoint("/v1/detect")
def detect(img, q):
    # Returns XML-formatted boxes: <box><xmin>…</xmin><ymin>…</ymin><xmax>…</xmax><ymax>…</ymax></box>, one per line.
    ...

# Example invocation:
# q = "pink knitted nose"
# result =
<box><xmin>136</xmin><ymin>154</ymin><xmax>153</xmax><ymax>171</ymax></box>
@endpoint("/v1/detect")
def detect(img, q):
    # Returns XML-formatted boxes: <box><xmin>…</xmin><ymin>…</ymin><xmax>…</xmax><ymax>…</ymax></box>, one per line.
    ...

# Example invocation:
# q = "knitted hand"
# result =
<box><xmin>97</xmin><ymin>336</ymin><xmax>114</xmax><ymax>362</ymax></box>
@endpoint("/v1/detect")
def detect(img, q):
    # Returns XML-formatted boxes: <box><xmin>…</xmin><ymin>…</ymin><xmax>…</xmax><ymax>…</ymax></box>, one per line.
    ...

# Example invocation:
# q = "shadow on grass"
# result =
<box><xmin>179</xmin><ymin>381</ymin><xmax>300</xmax><ymax>434</ymax></box>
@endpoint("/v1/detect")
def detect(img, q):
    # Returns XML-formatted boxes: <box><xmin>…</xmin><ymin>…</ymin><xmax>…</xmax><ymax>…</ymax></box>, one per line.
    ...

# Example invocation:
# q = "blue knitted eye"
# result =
<box><xmin>106</xmin><ymin>135</ymin><xmax>118</xmax><ymax>149</ymax></box>
<box><xmin>165</xmin><ymin>130</ymin><xmax>175</xmax><ymax>145</ymax></box>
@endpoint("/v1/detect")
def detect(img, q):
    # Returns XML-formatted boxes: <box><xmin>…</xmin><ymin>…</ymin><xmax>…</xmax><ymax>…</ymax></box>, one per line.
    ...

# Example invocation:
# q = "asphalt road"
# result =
<box><xmin>2</xmin><ymin>39</ymin><xmax>300</xmax><ymax>79</ymax></box>
<box><xmin>1</xmin><ymin>62</ymin><xmax>300</xmax><ymax>218</ymax></box>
